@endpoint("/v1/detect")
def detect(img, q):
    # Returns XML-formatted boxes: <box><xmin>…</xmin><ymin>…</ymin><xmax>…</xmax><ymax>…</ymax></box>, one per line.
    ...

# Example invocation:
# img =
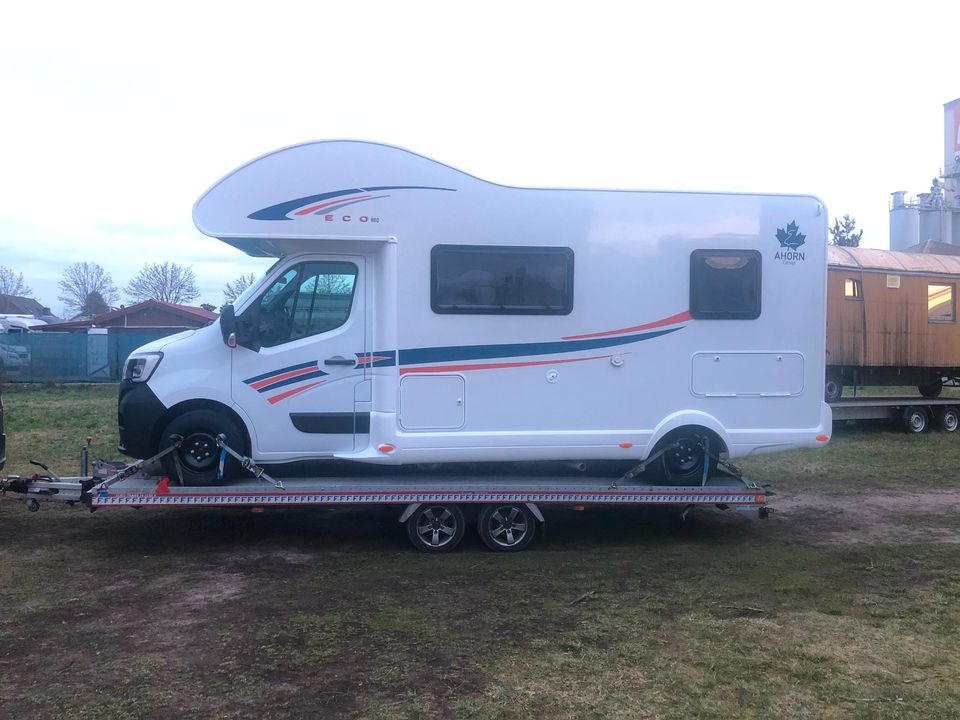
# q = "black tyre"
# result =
<box><xmin>903</xmin><ymin>406</ymin><xmax>930</xmax><ymax>434</ymax></box>
<box><xmin>406</xmin><ymin>504</ymin><xmax>465</xmax><ymax>553</ymax></box>
<box><xmin>824</xmin><ymin>377</ymin><xmax>843</xmax><ymax>403</ymax></box>
<box><xmin>919</xmin><ymin>381</ymin><xmax>943</xmax><ymax>398</ymax></box>
<box><xmin>477</xmin><ymin>504</ymin><xmax>536</xmax><ymax>552</ymax></box>
<box><xmin>159</xmin><ymin>409</ymin><xmax>247</xmax><ymax>485</ymax></box>
<box><xmin>653</xmin><ymin>429</ymin><xmax>718</xmax><ymax>484</ymax></box>
<box><xmin>937</xmin><ymin>406</ymin><xmax>959</xmax><ymax>433</ymax></box>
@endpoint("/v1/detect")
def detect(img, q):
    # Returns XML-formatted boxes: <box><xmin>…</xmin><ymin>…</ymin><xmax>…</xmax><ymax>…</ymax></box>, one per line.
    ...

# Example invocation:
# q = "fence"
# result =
<box><xmin>0</xmin><ymin>330</ymin><xmax>180</xmax><ymax>383</ymax></box>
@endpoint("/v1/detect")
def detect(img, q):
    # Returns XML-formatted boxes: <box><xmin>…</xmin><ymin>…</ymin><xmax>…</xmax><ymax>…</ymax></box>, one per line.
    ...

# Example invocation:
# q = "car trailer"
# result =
<box><xmin>830</xmin><ymin>396</ymin><xmax>959</xmax><ymax>433</ymax></box>
<box><xmin>0</xmin><ymin>436</ymin><xmax>771</xmax><ymax>553</ymax></box>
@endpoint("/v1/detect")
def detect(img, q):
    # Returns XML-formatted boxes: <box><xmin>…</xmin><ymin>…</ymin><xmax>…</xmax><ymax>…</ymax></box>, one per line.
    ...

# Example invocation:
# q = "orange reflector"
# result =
<box><xmin>251</xmin><ymin>507</ymin><xmax>264</xmax><ymax>513</ymax></box>
<box><xmin>572</xmin><ymin>505</ymin><xmax>585</xmax><ymax>511</ymax></box>
<box><xmin>378</xmin><ymin>443</ymin><xmax>395</xmax><ymax>454</ymax></box>
<box><xmin>816</xmin><ymin>434</ymin><xmax>829</xmax><ymax>442</ymax></box>
<box><xmin>619</xmin><ymin>441</ymin><xmax>633</xmax><ymax>449</ymax></box>
<box><xmin>755</xmin><ymin>495</ymin><xmax>766</xmax><ymax>504</ymax></box>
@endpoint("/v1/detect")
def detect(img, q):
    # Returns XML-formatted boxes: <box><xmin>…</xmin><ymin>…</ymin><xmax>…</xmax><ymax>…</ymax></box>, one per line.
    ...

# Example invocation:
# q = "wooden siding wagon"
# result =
<box><xmin>826</xmin><ymin>246</ymin><xmax>960</xmax><ymax>400</ymax></box>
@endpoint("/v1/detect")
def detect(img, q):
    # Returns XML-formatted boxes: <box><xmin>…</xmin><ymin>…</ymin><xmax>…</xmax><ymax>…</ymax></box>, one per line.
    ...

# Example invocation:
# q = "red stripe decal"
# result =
<box><xmin>294</xmin><ymin>194</ymin><xmax>371</xmax><ymax>216</ymax></box>
<box><xmin>562</xmin><ymin>310</ymin><xmax>692</xmax><ymax>340</ymax></box>
<box><xmin>251</xmin><ymin>365</ymin><xmax>319</xmax><ymax>390</ymax></box>
<box><xmin>400</xmin><ymin>354</ymin><xmax>613</xmax><ymax>375</ymax></box>
<box><xmin>267</xmin><ymin>380</ymin><xmax>326</xmax><ymax>404</ymax></box>
<box><xmin>356</xmin><ymin>355</ymin><xmax>391</xmax><ymax>365</ymax></box>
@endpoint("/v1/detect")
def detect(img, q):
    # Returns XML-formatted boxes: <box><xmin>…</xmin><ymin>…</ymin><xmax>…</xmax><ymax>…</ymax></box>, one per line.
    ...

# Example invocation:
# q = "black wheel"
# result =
<box><xmin>937</xmin><ymin>406</ymin><xmax>959</xmax><ymax>433</ymax></box>
<box><xmin>903</xmin><ymin>406</ymin><xmax>930</xmax><ymax>434</ymax></box>
<box><xmin>824</xmin><ymin>376</ymin><xmax>843</xmax><ymax>403</ymax></box>
<box><xmin>477</xmin><ymin>504</ymin><xmax>536</xmax><ymax>552</ymax></box>
<box><xmin>919</xmin><ymin>381</ymin><xmax>943</xmax><ymax>398</ymax></box>
<box><xmin>159</xmin><ymin>409</ymin><xmax>247</xmax><ymax>485</ymax></box>
<box><xmin>406</xmin><ymin>504</ymin><xmax>465</xmax><ymax>553</ymax></box>
<box><xmin>654</xmin><ymin>429</ymin><xmax>718</xmax><ymax>484</ymax></box>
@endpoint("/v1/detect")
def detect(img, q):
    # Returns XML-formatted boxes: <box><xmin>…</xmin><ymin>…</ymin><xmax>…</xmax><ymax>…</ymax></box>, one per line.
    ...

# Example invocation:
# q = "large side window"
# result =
<box><xmin>929</xmin><ymin>283</ymin><xmax>955</xmax><ymax>323</ymax></box>
<box><xmin>431</xmin><ymin>245</ymin><xmax>574</xmax><ymax>314</ymax></box>
<box><xmin>258</xmin><ymin>262</ymin><xmax>357</xmax><ymax>346</ymax></box>
<box><xmin>690</xmin><ymin>249</ymin><xmax>761</xmax><ymax>319</ymax></box>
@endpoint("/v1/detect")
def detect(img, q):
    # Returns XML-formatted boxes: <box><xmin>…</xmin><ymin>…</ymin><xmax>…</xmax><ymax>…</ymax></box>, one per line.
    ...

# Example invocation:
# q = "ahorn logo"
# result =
<box><xmin>774</xmin><ymin>220</ymin><xmax>806</xmax><ymax>264</ymax></box>
<box><xmin>248</xmin><ymin>186</ymin><xmax>456</xmax><ymax>222</ymax></box>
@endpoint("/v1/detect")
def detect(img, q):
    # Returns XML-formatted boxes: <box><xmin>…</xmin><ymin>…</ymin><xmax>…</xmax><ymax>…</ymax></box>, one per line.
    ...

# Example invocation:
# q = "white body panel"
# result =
<box><xmin>135</xmin><ymin>141</ymin><xmax>830</xmax><ymax>465</ymax></box>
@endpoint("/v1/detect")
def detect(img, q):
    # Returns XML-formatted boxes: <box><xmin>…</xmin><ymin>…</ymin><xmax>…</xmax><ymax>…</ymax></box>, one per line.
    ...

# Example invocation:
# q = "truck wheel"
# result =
<box><xmin>406</xmin><ymin>504</ymin><xmax>465</xmax><ymax>553</ymax></box>
<box><xmin>937</xmin><ymin>406</ymin><xmax>959</xmax><ymax>433</ymax></box>
<box><xmin>902</xmin><ymin>407</ymin><xmax>930</xmax><ymax>434</ymax></box>
<box><xmin>919</xmin><ymin>381</ymin><xmax>943</xmax><ymax>398</ymax></box>
<box><xmin>159</xmin><ymin>409</ymin><xmax>247</xmax><ymax>485</ymax></box>
<box><xmin>654</xmin><ymin>429</ymin><xmax>718</xmax><ymax>485</ymax></box>
<box><xmin>824</xmin><ymin>377</ymin><xmax>843</xmax><ymax>403</ymax></box>
<box><xmin>477</xmin><ymin>504</ymin><xmax>536</xmax><ymax>552</ymax></box>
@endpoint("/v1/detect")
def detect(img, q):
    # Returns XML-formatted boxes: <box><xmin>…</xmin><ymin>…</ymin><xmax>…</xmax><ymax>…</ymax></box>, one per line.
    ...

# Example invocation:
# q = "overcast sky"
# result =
<box><xmin>1</xmin><ymin>0</ymin><xmax>956</xmax><ymax>316</ymax></box>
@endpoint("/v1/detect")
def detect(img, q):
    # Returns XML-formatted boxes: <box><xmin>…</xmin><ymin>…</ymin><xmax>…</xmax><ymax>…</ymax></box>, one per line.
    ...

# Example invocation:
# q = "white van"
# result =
<box><xmin>118</xmin><ymin>141</ymin><xmax>831</xmax><ymax>484</ymax></box>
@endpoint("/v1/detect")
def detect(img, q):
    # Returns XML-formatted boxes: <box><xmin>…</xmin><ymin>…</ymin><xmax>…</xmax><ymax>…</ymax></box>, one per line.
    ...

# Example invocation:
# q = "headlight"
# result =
<box><xmin>123</xmin><ymin>352</ymin><xmax>163</xmax><ymax>382</ymax></box>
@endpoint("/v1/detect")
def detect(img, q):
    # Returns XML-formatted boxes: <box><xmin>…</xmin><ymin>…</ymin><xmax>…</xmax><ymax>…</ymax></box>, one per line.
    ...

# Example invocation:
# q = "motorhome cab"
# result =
<box><xmin>118</xmin><ymin>141</ymin><xmax>831</xmax><ymax>484</ymax></box>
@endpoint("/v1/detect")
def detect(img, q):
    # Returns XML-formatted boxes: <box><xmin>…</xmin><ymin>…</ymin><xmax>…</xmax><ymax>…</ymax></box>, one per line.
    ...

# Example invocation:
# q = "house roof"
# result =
<box><xmin>0</xmin><ymin>294</ymin><xmax>49</xmax><ymax>316</ymax></box>
<box><xmin>828</xmin><ymin>245</ymin><xmax>960</xmax><ymax>276</ymax></box>
<box><xmin>39</xmin><ymin>300</ymin><xmax>218</xmax><ymax>331</ymax></box>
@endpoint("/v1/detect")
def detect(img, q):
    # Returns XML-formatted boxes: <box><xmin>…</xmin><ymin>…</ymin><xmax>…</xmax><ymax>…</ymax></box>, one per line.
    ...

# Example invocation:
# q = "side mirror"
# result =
<box><xmin>220</xmin><ymin>305</ymin><xmax>237</xmax><ymax>346</ymax></box>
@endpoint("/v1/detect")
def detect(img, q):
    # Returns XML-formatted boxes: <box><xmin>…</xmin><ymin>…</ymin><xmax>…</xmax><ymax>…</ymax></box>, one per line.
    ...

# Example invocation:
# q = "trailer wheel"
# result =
<box><xmin>824</xmin><ymin>377</ymin><xmax>843</xmax><ymax>403</ymax></box>
<box><xmin>477</xmin><ymin>504</ymin><xmax>536</xmax><ymax>552</ymax></box>
<box><xmin>406</xmin><ymin>504</ymin><xmax>465</xmax><ymax>553</ymax></box>
<box><xmin>919</xmin><ymin>381</ymin><xmax>943</xmax><ymax>398</ymax></box>
<box><xmin>937</xmin><ymin>406</ymin><xmax>959</xmax><ymax>433</ymax></box>
<box><xmin>159</xmin><ymin>409</ymin><xmax>246</xmax><ymax>485</ymax></box>
<box><xmin>903</xmin><ymin>406</ymin><xmax>930</xmax><ymax>434</ymax></box>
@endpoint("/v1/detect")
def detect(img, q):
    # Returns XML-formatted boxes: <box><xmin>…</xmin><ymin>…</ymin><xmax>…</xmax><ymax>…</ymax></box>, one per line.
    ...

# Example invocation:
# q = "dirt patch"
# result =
<box><xmin>768</xmin><ymin>487</ymin><xmax>960</xmax><ymax>545</ymax></box>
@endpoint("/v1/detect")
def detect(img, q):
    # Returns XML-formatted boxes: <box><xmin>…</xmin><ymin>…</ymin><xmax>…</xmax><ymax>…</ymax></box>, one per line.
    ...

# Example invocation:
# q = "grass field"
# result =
<box><xmin>1</xmin><ymin>384</ymin><xmax>960</xmax><ymax>719</ymax></box>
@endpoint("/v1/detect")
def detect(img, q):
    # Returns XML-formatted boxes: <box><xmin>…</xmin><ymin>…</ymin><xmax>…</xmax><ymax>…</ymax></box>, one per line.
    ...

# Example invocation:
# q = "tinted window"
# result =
<box><xmin>431</xmin><ymin>245</ymin><xmax>574</xmax><ymax>314</ymax></box>
<box><xmin>690</xmin><ymin>250</ymin><xmax>761</xmax><ymax>319</ymax></box>
<box><xmin>258</xmin><ymin>262</ymin><xmax>357</xmax><ymax>346</ymax></box>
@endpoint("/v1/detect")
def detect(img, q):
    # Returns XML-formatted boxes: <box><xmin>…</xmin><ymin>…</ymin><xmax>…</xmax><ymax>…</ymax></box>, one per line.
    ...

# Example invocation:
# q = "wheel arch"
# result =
<box><xmin>646</xmin><ymin>411</ymin><xmax>729</xmax><ymax>458</ymax></box>
<box><xmin>153</xmin><ymin>399</ymin><xmax>252</xmax><ymax>454</ymax></box>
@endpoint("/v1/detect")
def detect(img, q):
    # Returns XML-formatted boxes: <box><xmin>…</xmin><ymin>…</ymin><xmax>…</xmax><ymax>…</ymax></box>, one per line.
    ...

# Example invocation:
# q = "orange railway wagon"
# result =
<box><xmin>826</xmin><ymin>246</ymin><xmax>960</xmax><ymax>401</ymax></box>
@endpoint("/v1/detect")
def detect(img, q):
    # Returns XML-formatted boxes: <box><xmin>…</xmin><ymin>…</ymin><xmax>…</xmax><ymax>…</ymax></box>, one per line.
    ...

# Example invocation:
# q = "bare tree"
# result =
<box><xmin>223</xmin><ymin>273</ymin><xmax>256</xmax><ymax>304</ymax></box>
<box><xmin>58</xmin><ymin>262</ymin><xmax>119</xmax><ymax>315</ymax></box>
<box><xmin>126</xmin><ymin>262</ymin><xmax>200</xmax><ymax>304</ymax></box>
<box><xmin>0</xmin><ymin>266</ymin><xmax>33</xmax><ymax>297</ymax></box>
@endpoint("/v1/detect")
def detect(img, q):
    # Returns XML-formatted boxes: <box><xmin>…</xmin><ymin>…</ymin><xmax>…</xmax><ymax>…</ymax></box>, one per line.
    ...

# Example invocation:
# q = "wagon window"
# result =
<box><xmin>844</xmin><ymin>278</ymin><xmax>862</xmax><ymax>299</ymax></box>
<box><xmin>929</xmin><ymin>283</ymin><xmax>955</xmax><ymax>323</ymax></box>
<box><xmin>431</xmin><ymin>245</ymin><xmax>574</xmax><ymax>315</ymax></box>
<box><xmin>689</xmin><ymin>250</ymin><xmax>761</xmax><ymax>319</ymax></box>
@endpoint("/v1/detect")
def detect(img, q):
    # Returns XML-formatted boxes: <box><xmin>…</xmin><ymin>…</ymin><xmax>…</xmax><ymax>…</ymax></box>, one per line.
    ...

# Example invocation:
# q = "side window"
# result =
<box><xmin>690</xmin><ymin>249</ymin><xmax>761</xmax><ymax>319</ymax></box>
<box><xmin>929</xmin><ymin>283</ymin><xmax>955</xmax><ymax>323</ymax></box>
<box><xmin>258</xmin><ymin>262</ymin><xmax>357</xmax><ymax>347</ymax></box>
<box><xmin>844</xmin><ymin>278</ymin><xmax>862</xmax><ymax>299</ymax></box>
<box><xmin>431</xmin><ymin>245</ymin><xmax>574</xmax><ymax>314</ymax></box>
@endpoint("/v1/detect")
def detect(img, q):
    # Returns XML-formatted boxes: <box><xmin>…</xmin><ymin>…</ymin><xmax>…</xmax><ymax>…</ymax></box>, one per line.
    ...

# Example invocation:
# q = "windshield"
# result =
<box><xmin>232</xmin><ymin>259</ymin><xmax>282</xmax><ymax>311</ymax></box>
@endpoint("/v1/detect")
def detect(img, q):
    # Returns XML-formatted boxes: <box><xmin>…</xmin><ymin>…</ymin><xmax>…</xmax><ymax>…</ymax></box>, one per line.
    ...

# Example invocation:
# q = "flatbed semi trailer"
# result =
<box><xmin>0</xmin><ymin>437</ymin><xmax>769</xmax><ymax>553</ymax></box>
<box><xmin>829</xmin><ymin>396</ymin><xmax>959</xmax><ymax>433</ymax></box>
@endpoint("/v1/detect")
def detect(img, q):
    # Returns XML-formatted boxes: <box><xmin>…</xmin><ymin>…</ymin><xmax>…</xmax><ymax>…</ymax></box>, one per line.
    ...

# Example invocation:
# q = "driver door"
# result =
<box><xmin>231</xmin><ymin>256</ymin><xmax>367</xmax><ymax>458</ymax></box>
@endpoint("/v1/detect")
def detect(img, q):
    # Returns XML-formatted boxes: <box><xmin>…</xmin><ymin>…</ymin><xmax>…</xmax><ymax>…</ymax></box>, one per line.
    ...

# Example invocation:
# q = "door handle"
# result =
<box><xmin>324</xmin><ymin>356</ymin><xmax>356</xmax><ymax>366</ymax></box>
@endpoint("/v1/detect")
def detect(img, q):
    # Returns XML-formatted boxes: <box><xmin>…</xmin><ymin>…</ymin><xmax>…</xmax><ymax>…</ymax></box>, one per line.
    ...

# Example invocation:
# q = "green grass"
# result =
<box><xmin>2</xmin><ymin>384</ymin><xmax>960</xmax><ymax>718</ymax></box>
<box><xmin>1</xmin><ymin>383</ymin><xmax>118</xmax><ymax>477</ymax></box>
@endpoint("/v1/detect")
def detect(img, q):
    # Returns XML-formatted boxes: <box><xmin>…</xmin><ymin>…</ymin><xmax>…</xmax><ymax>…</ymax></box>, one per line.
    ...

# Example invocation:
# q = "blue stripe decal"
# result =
<box><xmin>398</xmin><ymin>327</ymin><xmax>681</xmax><ymax>366</ymax></box>
<box><xmin>244</xmin><ymin>360</ymin><xmax>319</xmax><ymax>385</ymax></box>
<box><xmin>255</xmin><ymin>369</ymin><xmax>327</xmax><ymax>393</ymax></box>
<box><xmin>248</xmin><ymin>186</ymin><xmax>457</xmax><ymax>221</ymax></box>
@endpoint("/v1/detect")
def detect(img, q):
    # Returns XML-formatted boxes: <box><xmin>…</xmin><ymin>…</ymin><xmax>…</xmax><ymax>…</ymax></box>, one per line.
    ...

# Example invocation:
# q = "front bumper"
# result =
<box><xmin>117</xmin><ymin>380</ymin><xmax>167</xmax><ymax>459</ymax></box>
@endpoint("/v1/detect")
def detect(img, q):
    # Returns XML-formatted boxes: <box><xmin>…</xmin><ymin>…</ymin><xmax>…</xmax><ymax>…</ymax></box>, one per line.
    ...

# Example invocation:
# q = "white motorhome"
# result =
<box><xmin>118</xmin><ymin>141</ymin><xmax>831</xmax><ymax>484</ymax></box>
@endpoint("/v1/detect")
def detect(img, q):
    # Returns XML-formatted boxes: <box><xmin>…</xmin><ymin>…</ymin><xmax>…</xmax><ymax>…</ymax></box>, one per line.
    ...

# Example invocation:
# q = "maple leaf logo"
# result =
<box><xmin>776</xmin><ymin>221</ymin><xmax>806</xmax><ymax>250</ymax></box>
